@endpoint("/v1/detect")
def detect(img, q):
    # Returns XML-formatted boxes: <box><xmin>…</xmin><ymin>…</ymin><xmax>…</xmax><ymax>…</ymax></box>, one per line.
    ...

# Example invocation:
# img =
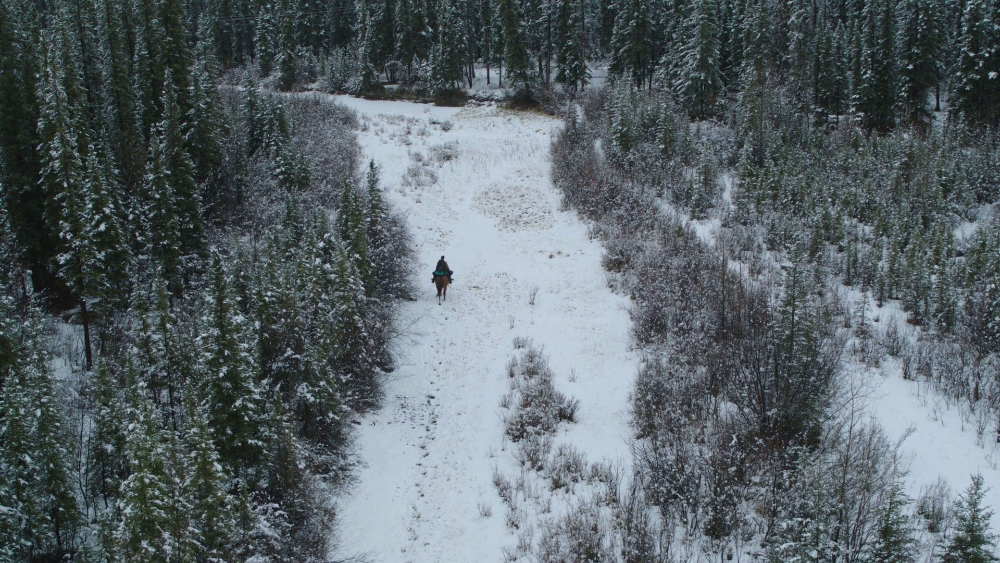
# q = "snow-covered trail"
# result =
<box><xmin>328</xmin><ymin>96</ymin><xmax>637</xmax><ymax>562</ymax></box>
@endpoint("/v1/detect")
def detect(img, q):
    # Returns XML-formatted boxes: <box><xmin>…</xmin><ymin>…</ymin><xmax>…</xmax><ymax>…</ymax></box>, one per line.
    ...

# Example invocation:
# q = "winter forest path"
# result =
<box><xmin>329</xmin><ymin>96</ymin><xmax>637</xmax><ymax>562</ymax></box>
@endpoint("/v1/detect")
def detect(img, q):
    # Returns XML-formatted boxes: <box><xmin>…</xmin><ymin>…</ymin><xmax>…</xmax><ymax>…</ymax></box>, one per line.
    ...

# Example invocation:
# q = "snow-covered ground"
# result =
<box><xmin>865</xmin><ymin>305</ymin><xmax>1000</xmax><ymax>531</ymax></box>
<box><xmin>328</xmin><ymin>96</ymin><xmax>637</xmax><ymax>562</ymax></box>
<box><xmin>321</xmin><ymin>94</ymin><xmax>1000</xmax><ymax>562</ymax></box>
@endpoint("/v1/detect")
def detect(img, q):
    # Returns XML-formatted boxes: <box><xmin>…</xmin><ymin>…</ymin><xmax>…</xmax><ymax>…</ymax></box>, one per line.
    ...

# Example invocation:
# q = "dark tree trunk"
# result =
<box><xmin>81</xmin><ymin>299</ymin><xmax>93</xmax><ymax>371</ymax></box>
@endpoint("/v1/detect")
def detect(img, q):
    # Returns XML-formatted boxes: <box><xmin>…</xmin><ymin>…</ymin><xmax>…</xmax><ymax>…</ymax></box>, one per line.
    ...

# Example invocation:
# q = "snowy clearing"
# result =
<box><xmin>328</xmin><ymin>96</ymin><xmax>637</xmax><ymax>562</ymax></box>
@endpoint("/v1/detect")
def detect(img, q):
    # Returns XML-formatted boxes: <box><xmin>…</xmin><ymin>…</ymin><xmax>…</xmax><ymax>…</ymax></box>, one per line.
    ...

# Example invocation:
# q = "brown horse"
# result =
<box><xmin>434</xmin><ymin>274</ymin><xmax>450</xmax><ymax>305</ymax></box>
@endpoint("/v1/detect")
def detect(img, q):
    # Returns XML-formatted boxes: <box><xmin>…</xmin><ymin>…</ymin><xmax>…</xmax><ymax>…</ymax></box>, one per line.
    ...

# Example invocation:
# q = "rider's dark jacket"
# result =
<box><xmin>436</xmin><ymin>260</ymin><xmax>450</xmax><ymax>274</ymax></box>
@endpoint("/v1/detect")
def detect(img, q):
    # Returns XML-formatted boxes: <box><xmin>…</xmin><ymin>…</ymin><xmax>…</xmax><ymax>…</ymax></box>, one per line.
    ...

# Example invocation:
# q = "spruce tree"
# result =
<box><xmin>183</xmin><ymin>392</ymin><xmax>239</xmax><ymax>563</ymax></box>
<box><xmin>102</xmin><ymin>0</ymin><xmax>146</xmax><ymax>202</ymax></box>
<box><xmin>276</xmin><ymin>0</ymin><xmax>298</xmax><ymax>91</ymax></box>
<box><xmin>609</xmin><ymin>0</ymin><xmax>652</xmax><ymax>89</ymax></box>
<box><xmin>499</xmin><ymin>0</ymin><xmax>533</xmax><ymax>93</ymax></box>
<box><xmin>856</xmin><ymin>0</ymin><xmax>897</xmax><ymax>132</ymax></box>
<box><xmin>135</xmin><ymin>0</ymin><xmax>168</xmax><ymax>134</ymax></box>
<box><xmin>898</xmin><ymin>0</ymin><xmax>941</xmax><ymax>129</ymax></box>
<box><xmin>868</xmin><ymin>477</ymin><xmax>916</xmax><ymax>563</ymax></box>
<box><xmin>333</xmin><ymin>238</ymin><xmax>377</xmax><ymax>409</ymax></box>
<box><xmin>554</xmin><ymin>0</ymin><xmax>589</xmax><ymax>93</ymax></box>
<box><xmin>39</xmin><ymin>27</ymin><xmax>126</xmax><ymax>370</ymax></box>
<box><xmin>355</xmin><ymin>0</ymin><xmax>381</xmax><ymax>92</ymax></box>
<box><xmin>113</xmin><ymin>382</ymin><xmax>177</xmax><ymax>563</ymax></box>
<box><xmin>85</xmin><ymin>360</ymin><xmax>128</xmax><ymax>511</ymax></box>
<box><xmin>201</xmin><ymin>254</ymin><xmax>263</xmax><ymax>475</ymax></box>
<box><xmin>189</xmin><ymin>43</ymin><xmax>226</xmax><ymax>186</ymax></box>
<box><xmin>140</xmin><ymin>112</ymin><xmax>183</xmax><ymax>287</ymax></box>
<box><xmin>0</xmin><ymin>0</ymin><xmax>47</xmax><ymax>292</ymax></box>
<box><xmin>256</xmin><ymin>2</ymin><xmax>279</xmax><ymax>77</ymax></box>
<box><xmin>674</xmin><ymin>0</ymin><xmax>723</xmax><ymax>118</ymax></box>
<box><xmin>943</xmin><ymin>474</ymin><xmax>999</xmax><ymax>563</ymax></box>
<box><xmin>952</xmin><ymin>0</ymin><xmax>1000</xmax><ymax>128</ymax></box>
<box><xmin>431</xmin><ymin>0</ymin><xmax>464</xmax><ymax>94</ymax></box>
<box><xmin>160</xmin><ymin>0</ymin><xmax>194</xmax><ymax>113</ymax></box>
<box><xmin>395</xmin><ymin>0</ymin><xmax>430</xmax><ymax>81</ymax></box>
<box><xmin>0</xmin><ymin>302</ymin><xmax>78</xmax><ymax>560</ymax></box>
<box><xmin>337</xmin><ymin>177</ymin><xmax>375</xmax><ymax>294</ymax></box>
<box><xmin>158</xmin><ymin>73</ymin><xmax>206</xmax><ymax>268</ymax></box>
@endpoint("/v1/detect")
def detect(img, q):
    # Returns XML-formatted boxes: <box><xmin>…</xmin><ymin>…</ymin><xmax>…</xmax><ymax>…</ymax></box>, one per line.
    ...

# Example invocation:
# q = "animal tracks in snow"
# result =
<box><xmin>332</xmin><ymin>96</ymin><xmax>636</xmax><ymax>563</ymax></box>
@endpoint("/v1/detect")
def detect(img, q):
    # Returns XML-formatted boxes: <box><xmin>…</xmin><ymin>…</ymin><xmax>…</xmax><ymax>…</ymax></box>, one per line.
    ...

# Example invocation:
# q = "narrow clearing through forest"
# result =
<box><xmin>330</xmin><ymin>97</ymin><xmax>637</xmax><ymax>562</ymax></box>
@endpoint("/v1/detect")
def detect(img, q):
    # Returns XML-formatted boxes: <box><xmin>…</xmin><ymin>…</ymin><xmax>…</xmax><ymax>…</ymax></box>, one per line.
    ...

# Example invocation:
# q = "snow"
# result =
<box><xmin>328</xmin><ymin>96</ymin><xmax>637</xmax><ymax>562</ymax></box>
<box><xmin>864</xmin><ymin>305</ymin><xmax>1000</xmax><ymax>533</ymax></box>
<box><xmin>322</xmin><ymin>92</ymin><xmax>1000</xmax><ymax>558</ymax></box>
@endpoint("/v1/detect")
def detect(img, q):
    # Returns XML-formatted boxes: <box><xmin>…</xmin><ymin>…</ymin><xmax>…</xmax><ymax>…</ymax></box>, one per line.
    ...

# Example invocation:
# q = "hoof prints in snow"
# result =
<box><xmin>473</xmin><ymin>183</ymin><xmax>553</xmax><ymax>232</ymax></box>
<box><xmin>332</xmin><ymin>95</ymin><xmax>634</xmax><ymax>563</ymax></box>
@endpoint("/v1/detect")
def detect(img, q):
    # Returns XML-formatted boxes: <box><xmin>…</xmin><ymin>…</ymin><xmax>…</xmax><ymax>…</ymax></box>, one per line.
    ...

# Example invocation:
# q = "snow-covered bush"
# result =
<box><xmin>502</xmin><ymin>345</ymin><xmax>579</xmax><ymax>443</ymax></box>
<box><xmin>535</xmin><ymin>500</ymin><xmax>613</xmax><ymax>563</ymax></box>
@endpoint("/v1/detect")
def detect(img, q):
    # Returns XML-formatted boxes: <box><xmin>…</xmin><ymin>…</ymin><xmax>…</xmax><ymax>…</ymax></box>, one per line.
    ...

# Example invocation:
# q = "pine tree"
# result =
<box><xmin>952</xmin><ymin>0</ymin><xmax>1000</xmax><ymax>128</ymax></box>
<box><xmin>868</xmin><ymin>477</ymin><xmax>916</xmax><ymax>563</ymax></box>
<box><xmin>856</xmin><ymin>0</ymin><xmax>896</xmax><ymax>132</ymax></box>
<box><xmin>554</xmin><ymin>0</ymin><xmax>589</xmax><ymax>92</ymax></box>
<box><xmin>609</xmin><ymin>0</ymin><xmax>652</xmax><ymax>89</ymax></box>
<box><xmin>183</xmin><ymin>392</ymin><xmax>239</xmax><ymax>563</ymax></box>
<box><xmin>0</xmin><ymin>302</ymin><xmax>79</xmax><ymax>561</ymax></box>
<box><xmin>201</xmin><ymin>254</ymin><xmax>263</xmax><ymax>475</ymax></box>
<box><xmin>499</xmin><ymin>0</ymin><xmax>533</xmax><ymax>92</ymax></box>
<box><xmin>897</xmin><ymin>0</ymin><xmax>941</xmax><ymax>129</ymax></box>
<box><xmin>943</xmin><ymin>474</ymin><xmax>1000</xmax><ymax>563</ymax></box>
<box><xmin>114</xmin><ymin>382</ymin><xmax>177</xmax><ymax>563</ymax></box>
<box><xmin>0</xmin><ymin>0</ymin><xmax>48</xmax><ymax>292</ymax></box>
<box><xmin>674</xmin><ymin>0</ymin><xmax>723</xmax><ymax>118</ymax></box>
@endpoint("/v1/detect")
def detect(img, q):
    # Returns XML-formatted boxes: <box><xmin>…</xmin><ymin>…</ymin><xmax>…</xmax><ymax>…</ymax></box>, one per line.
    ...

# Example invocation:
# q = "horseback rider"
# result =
<box><xmin>433</xmin><ymin>256</ymin><xmax>453</xmax><ymax>284</ymax></box>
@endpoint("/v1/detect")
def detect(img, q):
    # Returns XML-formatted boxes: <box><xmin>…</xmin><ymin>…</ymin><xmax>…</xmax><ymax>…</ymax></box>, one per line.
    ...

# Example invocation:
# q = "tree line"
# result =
<box><xmin>0</xmin><ymin>1</ymin><xmax>414</xmax><ymax>561</ymax></box>
<box><xmin>177</xmin><ymin>0</ymin><xmax>999</xmax><ymax>131</ymax></box>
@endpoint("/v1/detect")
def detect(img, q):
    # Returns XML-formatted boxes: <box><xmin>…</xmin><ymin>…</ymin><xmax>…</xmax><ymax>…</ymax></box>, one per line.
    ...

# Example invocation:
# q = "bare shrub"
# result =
<box><xmin>917</xmin><ymin>477</ymin><xmax>953</xmax><ymax>533</ymax></box>
<box><xmin>513</xmin><ymin>433</ymin><xmax>553</xmax><ymax>471</ymax></box>
<box><xmin>479</xmin><ymin>502</ymin><xmax>493</xmax><ymax>518</ymax></box>
<box><xmin>535</xmin><ymin>499</ymin><xmax>612</xmax><ymax>563</ymax></box>
<box><xmin>880</xmin><ymin>321</ymin><xmax>905</xmax><ymax>357</ymax></box>
<box><xmin>401</xmin><ymin>162</ymin><xmax>438</xmax><ymax>187</ymax></box>
<box><xmin>513</xmin><ymin>335</ymin><xmax>532</xmax><ymax>349</ymax></box>
<box><xmin>528</xmin><ymin>285</ymin><xmax>540</xmax><ymax>306</ymax></box>
<box><xmin>505</xmin><ymin>506</ymin><xmax>526</xmax><ymax>530</ymax></box>
<box><xmin>546</xmin><ymin>444</ymin><xmax>587</xmax><ymax>491</ymax></box>
<box><xmin>428</xmin><ymin>141</ymin><xmax>459</xmax><ymax>164</ymax></box>
<box><xmin>494</xmin><ymin>466</ymin><xmax>514</xmax><ymax>507</ymax></box>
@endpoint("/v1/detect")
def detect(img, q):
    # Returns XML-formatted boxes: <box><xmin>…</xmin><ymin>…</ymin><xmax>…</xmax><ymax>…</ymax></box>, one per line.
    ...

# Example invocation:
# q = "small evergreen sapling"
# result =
<box><xmin>943</xmin><ymin>474</ymin><xmax>999</xmax><ymax>563</ymax></box>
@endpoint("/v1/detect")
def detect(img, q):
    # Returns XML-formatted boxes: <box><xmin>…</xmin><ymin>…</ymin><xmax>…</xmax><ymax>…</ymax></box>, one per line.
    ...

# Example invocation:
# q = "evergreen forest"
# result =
<box><xmin>2</xmin><ymin>0</ymin><xmax>1000</xmax><ymax>561</ymax></box>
